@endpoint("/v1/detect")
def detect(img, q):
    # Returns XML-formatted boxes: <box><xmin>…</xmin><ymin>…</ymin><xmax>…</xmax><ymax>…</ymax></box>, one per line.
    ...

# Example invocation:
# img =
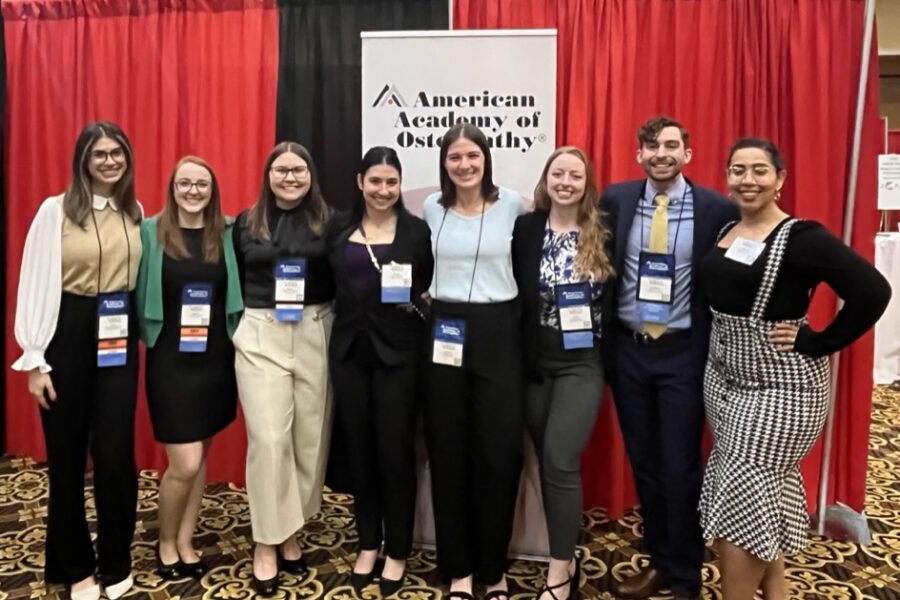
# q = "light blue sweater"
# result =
<box><xmin>423</xmin><ymin>186</ymin><xmax>525</xmax><ymax>303</ymax></box>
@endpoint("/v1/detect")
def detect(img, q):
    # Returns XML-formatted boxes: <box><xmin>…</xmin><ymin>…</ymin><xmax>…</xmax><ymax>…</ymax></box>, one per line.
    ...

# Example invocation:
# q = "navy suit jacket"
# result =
<box><xmin>599</xmin><ymin>177</ymin><xmax>739</xmax><ymax>381</ymax></box>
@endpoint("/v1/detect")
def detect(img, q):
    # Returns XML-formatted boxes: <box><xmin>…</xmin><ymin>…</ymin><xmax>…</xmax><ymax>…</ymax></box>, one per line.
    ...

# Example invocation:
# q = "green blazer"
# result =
<box><xmin>136</xmin><ymin>215</ymin><xmax>243</xmax><ymax>347</ymax></box>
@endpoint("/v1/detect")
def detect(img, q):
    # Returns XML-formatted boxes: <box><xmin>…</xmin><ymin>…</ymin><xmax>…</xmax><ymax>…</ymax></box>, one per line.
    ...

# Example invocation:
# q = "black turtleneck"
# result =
<box><xmin>233</xmin><ymin>202</ymin><xmax>335</xmax><ymax>308</ymax></box>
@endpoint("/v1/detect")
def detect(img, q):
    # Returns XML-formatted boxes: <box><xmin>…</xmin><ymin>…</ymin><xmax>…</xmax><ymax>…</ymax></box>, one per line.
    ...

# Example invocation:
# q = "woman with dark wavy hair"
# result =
<box><xmin>12</xmin><ymin>121</ymin><xmax>142</xmax><ymax>600</ymax></box>
<box><xmin>699</xmin><ymin>138</ymin><xmax>890</xmax><ymax>599</ymax></box>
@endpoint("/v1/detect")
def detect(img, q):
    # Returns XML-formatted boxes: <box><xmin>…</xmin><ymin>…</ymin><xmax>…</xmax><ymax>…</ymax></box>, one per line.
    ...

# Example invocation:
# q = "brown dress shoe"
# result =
<box><xmin>614</xmin><ymin>568</ymin><xmax>668</xmax><ymax>599</ymax></box>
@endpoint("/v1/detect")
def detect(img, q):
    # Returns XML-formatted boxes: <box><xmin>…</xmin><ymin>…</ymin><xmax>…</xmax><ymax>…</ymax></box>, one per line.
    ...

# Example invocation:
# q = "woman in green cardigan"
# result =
<box><xmin>135</xmin><ymin>156</ymin><xmax>243</xmax><ymax>580</ymax></box>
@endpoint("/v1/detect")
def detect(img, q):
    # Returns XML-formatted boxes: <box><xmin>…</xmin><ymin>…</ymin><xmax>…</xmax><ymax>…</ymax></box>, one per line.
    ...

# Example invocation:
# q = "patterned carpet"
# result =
<box><xmin>1</xmin><ymin>387</ymin><xmax>899</xmax><ymax>600</ymax></box>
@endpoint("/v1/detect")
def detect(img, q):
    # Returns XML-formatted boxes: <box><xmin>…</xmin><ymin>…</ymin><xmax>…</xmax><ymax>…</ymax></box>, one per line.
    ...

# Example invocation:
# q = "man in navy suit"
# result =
<box><xmin>600</xmin><ymin>117</ymin><xmax>738</xmax><ymax>600</ymax></box>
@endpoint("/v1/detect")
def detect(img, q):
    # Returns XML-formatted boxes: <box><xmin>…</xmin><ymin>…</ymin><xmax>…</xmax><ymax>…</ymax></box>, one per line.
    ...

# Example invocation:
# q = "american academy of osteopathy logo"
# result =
<box><xmin>372</xmin><ymin>84</ymin><xmax>407</xmax><ymax>107</ymax></box>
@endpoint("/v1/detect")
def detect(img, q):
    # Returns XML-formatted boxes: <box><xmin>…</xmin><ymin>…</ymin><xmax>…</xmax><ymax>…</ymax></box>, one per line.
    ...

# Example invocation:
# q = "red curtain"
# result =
<box><xmin>455</xmin><ymin>0</ymin><xmax>882</xmax><ymax>518</ymax></box>
<box><xmin>3</xmin><ymin>0</ymin><xmax>279</xmax><ymax>483</ymax></box>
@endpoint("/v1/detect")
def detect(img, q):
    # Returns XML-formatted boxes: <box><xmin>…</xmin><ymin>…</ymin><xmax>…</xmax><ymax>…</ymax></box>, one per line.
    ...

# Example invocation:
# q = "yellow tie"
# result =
<box><xmin>643</xmin><ymin>193</ymin><xmax>670</xmax><ymax>339</ymax></box>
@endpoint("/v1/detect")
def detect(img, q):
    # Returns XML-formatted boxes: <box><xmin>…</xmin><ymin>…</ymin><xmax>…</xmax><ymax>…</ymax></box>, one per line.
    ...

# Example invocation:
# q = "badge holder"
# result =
<box><xmin>275</xmin><ymin>258</ymin><xmax>306</xmax><ymax>322</ymax></box>
<box><xmin>432</xmin><ymin>318</ymin><xmax>465</xmax><ymax>367</ymax></box>
<box><xmin>180</xmin><ymin>283</ymin><xmax>212</xmax><ymax>352</ymax></box>
<box><xmin>636</xmin><ymin>251</ymin><xmax>675</xmax><ymax>325</ymax></box>
<box><xmin>382</xmin><ymin>262</ymin><xmax>412</xmax><ymax>304</ymax></box>
<box><xmin>556</xmin><ymin>281</ymin><xmax>594</xmax><ymax>349</ymax></box>
<box><xmin>97</xmin><ymin>292</ymin><xmax>129</xmax><ymax>367</ymax></box>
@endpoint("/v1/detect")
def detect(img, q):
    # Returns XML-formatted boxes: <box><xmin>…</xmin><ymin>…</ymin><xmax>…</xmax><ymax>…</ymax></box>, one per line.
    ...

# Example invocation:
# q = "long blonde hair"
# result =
<box><xmin>534</xmin><ymin>146</ymin><xmax>614</xmax><ymax>281</ymax></box>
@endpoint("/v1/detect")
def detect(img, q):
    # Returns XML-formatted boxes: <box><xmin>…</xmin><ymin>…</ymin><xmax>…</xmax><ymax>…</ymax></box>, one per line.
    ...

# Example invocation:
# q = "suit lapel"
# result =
<box><xmin>615</xmin><ymin>182</ymin><xmax>643</xmax><ymax>270</ymax></box>
<box><xmin>689</xmin><ymin>180</ymin><xmax>711</xmax><ymax>270</ymax></box>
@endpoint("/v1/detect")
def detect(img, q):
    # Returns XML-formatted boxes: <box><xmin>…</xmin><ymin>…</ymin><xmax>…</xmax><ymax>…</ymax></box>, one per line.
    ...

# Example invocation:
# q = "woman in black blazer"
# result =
<box><xmin>327</xmin><ymin>146</ymin><xmax>433</xmax><ymax>598</ymax></box>
<box><xmin>511</xmin><ymin>146</ymin><xmax>614</xmax><ymax>600</ymax></box>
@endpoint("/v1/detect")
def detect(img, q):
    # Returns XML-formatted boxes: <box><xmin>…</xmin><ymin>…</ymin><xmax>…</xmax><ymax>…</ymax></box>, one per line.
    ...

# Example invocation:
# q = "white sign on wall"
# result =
<box><xmin>361</xmin><ymin>30</ymin><xmax>557</xmax><ymax>214</ymax></box>
<box><xmin>879</xmin><ymin>154</ymin><xmax>900</xmax><ymax>210</ymax></box>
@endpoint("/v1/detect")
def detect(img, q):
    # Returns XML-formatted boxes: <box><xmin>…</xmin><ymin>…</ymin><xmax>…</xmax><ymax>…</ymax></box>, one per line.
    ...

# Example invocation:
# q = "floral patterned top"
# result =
<box><xmin>539</xmin><ymin>226</ymin><xmax>603</xmax><ymax>336</ymax></box>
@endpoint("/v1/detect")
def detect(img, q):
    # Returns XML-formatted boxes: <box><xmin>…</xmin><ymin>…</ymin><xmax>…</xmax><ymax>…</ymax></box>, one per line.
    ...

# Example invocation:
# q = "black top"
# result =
<box><xmin>327</xmin><ymin>209</ymin><xmax>434</xmax><ymax>366</ymax></box>
<box><xmin>700</xmin><ymin>219</ymin><xmax>892</xmax><ymax>357</ymax></box>
<box><xmin>233</xmin><ymin>202</ymin><xmax>335</xmax><ymax>308</ymax></box>
<box><xmin>145</xmin><ymin>227</ymin><xmax>237</xmax><ymax>443</ymax></box>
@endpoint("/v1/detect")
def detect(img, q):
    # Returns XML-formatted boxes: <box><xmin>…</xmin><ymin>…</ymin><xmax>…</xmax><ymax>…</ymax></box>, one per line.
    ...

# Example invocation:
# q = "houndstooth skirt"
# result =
<box><xmin>699</xmin><ymin>219</ymin><xmax>830</xmax><ymax>561</ymax></box>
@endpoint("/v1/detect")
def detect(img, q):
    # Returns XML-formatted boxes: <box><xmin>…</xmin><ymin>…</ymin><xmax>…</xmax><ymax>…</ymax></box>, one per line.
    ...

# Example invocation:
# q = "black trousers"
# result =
<box><xmin>41</xmin><ymin>293</ymin><xmax>139</xmax><ymax>585</ymax></box>
<box><xmin>330</xmin><ymin>335</ymin><xmax>418</xmax><ymax>559</ymax></box>
<box><xmin>424</xmin><ymin>300</ymin><xmax>523</xmax><ymax>585</ymax></box>
<box><xmin>611</xmin><ymin>327</ymin><xmax>705</xmax><ymax>597</ymax></box>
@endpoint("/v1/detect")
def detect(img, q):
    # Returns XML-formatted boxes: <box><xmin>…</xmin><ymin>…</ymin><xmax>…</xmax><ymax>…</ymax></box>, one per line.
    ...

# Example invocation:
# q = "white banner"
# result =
<box><xmin>361</xmin><ymin>30</ymin><xmax>557</xmax><ymax>214</ymax></box>
<box><xmin>879</xmin><ymin>154</ymin><xmax>900</xmax><ymax>210</ymax></box>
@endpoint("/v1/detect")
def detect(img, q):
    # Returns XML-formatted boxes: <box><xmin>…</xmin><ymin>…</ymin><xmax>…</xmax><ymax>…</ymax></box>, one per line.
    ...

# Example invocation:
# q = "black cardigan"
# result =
<box><xmin>327</xmin><ymin>209</ymin><xmax>434</xmax><ymax>366</ymax></box>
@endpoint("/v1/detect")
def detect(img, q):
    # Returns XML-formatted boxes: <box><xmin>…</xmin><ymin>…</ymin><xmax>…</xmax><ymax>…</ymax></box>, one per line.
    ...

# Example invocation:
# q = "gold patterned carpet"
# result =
<box><xmin>2</xmin><ymin>387</ymin><xmax>899</xmax><ymax>600</ymax></box>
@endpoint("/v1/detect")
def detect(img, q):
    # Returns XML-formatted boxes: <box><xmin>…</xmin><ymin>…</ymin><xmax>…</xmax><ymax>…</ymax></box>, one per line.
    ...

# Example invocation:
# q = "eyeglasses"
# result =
<box><xmin>727</xmin><ymin>165</ymin><xmax>774</xmax><ymax>179</ymax></box>
<box><xmin>91</xmin><ymin>148</ymin><xmax>126</xmax><ymax>163</ymax></box>
<box><xmin>175</xmin><ymin>179</ymin><xmax>212</xmax><ymax>193</ymax></box>
<box><xmin>271</xmin><ymin>166</ymin><xmax>308</xmax><ymax>180</ymax></box>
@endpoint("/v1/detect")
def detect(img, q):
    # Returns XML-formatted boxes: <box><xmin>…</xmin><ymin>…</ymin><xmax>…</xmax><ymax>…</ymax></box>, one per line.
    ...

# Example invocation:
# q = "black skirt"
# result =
<box><xmin>146</xmin><ymin>230</ymin><xmax>237</xmax><ymax>443</ymax></box>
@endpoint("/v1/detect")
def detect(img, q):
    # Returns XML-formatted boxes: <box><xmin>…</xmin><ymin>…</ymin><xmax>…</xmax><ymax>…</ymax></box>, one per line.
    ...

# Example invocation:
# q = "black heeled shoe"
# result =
<box><xmin>277</xmin><ymin>552</ymin><xmax>309</xmax><ymax>577</ymax></box>
<box><xmin>179</xmin><ymin>556</ymin><xmax>210</xmax><ymax>579</ymax></box>
<box><xmin>252</xmin><ymin>571</ymin><xmax>280</xmax><ymax>597</ymax></box>
<box><xmin>536</xmin><ymin>551</ymin><xmax>581</xmax><ymax>600</ymax></box>
<box><xmin>155</xmin><ymin>545</ymin><xmax>184</xmax><ymax>580</ymax></box>
<box><xmin>378</xmin><ymin>573</ymin><xmax>405</xmax><ymax>598</ymax></box>
<box><xmin>350</xmin><ymin>558</ymin><xmax>383</xmax><ymax>596</ymax></box>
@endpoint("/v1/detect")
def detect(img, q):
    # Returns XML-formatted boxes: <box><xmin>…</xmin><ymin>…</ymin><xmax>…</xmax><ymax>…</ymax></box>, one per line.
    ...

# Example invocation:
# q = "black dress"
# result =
<box><xmin>146</xmin><ymin>228</ymin><xmax>237</xmax><ymax>443</ymax></box>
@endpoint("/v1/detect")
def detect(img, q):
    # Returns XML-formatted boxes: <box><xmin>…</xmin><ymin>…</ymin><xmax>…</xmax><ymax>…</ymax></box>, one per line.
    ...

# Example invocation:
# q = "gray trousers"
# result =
<box><xmin>525</xmin><ymin>326</ymin><xmax>604</xmax><ymax>560</ymax></box>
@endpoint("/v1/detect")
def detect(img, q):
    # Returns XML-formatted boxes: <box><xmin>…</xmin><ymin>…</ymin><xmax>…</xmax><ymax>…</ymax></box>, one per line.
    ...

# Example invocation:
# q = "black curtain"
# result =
<box><xmin>0</xmin><ymin>9</ymin><xmax>7</xmax><ymax>452</ymax></box>
<box><xmin>276</xmin><ymin>0</ymin><xmax>448</xmax><ymax>493</ymax></box>
<box><xmin>276</xmin><ymin>0</ymin><xmax>449</xmax><ymax>211</ymax></box>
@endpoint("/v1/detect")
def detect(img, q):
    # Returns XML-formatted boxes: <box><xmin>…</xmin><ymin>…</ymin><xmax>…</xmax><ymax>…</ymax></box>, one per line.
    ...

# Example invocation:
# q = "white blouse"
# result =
<box><xmin>12</xmin><ymin>194</ymin><xmax>140</xmax><ymax>373</ymax></box>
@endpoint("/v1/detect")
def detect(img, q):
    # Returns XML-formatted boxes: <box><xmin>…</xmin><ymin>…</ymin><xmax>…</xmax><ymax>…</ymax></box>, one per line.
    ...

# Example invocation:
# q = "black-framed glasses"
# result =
<box><xmin>175</xmin><ymin>179</ymin><xmax>212</xmax><ymax>193</ymax></box>
<box><xmin>271</xmin><ymin>166</ymin><xmax>308</xmax><ymax>180</ymax></box>
<box><xmin>91</xmin><ymin>148</ymin><xmax>126</xmax><ymax>163</ymax></box>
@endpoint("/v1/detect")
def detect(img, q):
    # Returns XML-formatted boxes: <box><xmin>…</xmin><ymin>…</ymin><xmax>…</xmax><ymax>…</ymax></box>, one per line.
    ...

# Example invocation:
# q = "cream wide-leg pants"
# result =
<box><xmin>234</xmin><ymin>304</ymin><xmax>334</xmax><ymax>544</ymax></box>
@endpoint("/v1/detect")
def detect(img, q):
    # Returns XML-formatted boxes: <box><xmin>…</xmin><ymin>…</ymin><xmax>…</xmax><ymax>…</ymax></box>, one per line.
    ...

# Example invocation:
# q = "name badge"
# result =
<box><xmin>275</xmin><ymin>258</ymin><xmax>306</xmax><ymax>322</ymax></box>
<box><xmin>382</xmin><ymin>262</ymin><xmax>412</xmax><ymax>303</ymax></box>
<box><xmin>637</xmin><ymin>251</ymin><xmax>675</xmax><ymax>325</ymax></box>
<box><xmin>724</xmin><ymin>237</ymin><xmax>766</xmax><ymax>266</ymax></box>
<box><xmin>97</xmin><ymin>292</ymin><xmax>129</xmax><ymax>367</ymax></box>
<box><xmin>556</xmin><ymin>282</ymin><xmax>594</xmax><ymax>349</ymax></box>
<box><xmin>180</xmin><ymin>283</ymin><xmax>212</xmax><ymax>352</ymax></box>
<box><xmin>432</xmin><ymin>318</ymin><xmax>465</xmax><ymax>367</ymax></box>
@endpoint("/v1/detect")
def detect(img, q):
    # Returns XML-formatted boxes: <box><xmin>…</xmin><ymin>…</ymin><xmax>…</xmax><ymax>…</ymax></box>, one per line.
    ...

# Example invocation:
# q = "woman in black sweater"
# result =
<box><xmin>698</xmin><ymin>138</ymin><xmax>891</xmax><ymax>599</ymax></box>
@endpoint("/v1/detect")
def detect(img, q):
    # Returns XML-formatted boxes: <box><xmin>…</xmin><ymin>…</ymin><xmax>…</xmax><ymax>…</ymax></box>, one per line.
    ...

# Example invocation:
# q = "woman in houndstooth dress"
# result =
<box><xmin>697</xmin><ymin>138</ymin><xmax>891</xmax><ymax>599</ymax></box>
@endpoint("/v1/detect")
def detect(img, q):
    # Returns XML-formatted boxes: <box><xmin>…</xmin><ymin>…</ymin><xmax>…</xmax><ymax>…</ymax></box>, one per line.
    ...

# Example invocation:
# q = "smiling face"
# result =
<box><xmin>269</xmin><ymin>152</ymin><xmax>311</xmax><ymax>204</ymax></box>
<box><xmin>358</xmin><ymin>163</ymin><xmax>401</xmax><ymax>217</ymax></box>
<box><xmin>545</xmin><ymin>152</ymin><xmax>587</xmax><ymax>209</ymax></box>
<box><xmin>636</xmin><ymin>126</ymin><xmax>693</xmax><ymax>185</ymax></box>
<box><xmin>173</xmin><ymin>162</ymin><xmax>213</xmax><ymax>219</ymax></box>
<box><xmin>86</xmin><ymin>136</ymin><xmax>127</xmax><ymax>193</ymax></box>
<box><xmin>726</xmin><ymin>147</ymin><xmax>786</xmax><ymax>215</ymax></box>
<box><xmin>443</xmin><ymin>137</ymin><xmax>485</xmax><ymax>193</ymax></box>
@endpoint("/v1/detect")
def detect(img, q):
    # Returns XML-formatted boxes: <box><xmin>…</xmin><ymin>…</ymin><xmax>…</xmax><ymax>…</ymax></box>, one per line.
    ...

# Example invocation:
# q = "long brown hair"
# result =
<box><xmin>156</xmin><ymin>156</ymin><xmax>225</xmax><ymax>262</ymax></box>
<box><xmin>64</xmin><ymin>121</ymin><xmax>141</xmax><ymax>226</ymax></box>
<box><xmin>246</xmin><ymin>141</ymin><xmax>328</xmax><ymax>239</ymax></box>
<box><xmin>534</xmin><ymin>146</ymin><xmax>614</xmax><ymax>281</ymax></box>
